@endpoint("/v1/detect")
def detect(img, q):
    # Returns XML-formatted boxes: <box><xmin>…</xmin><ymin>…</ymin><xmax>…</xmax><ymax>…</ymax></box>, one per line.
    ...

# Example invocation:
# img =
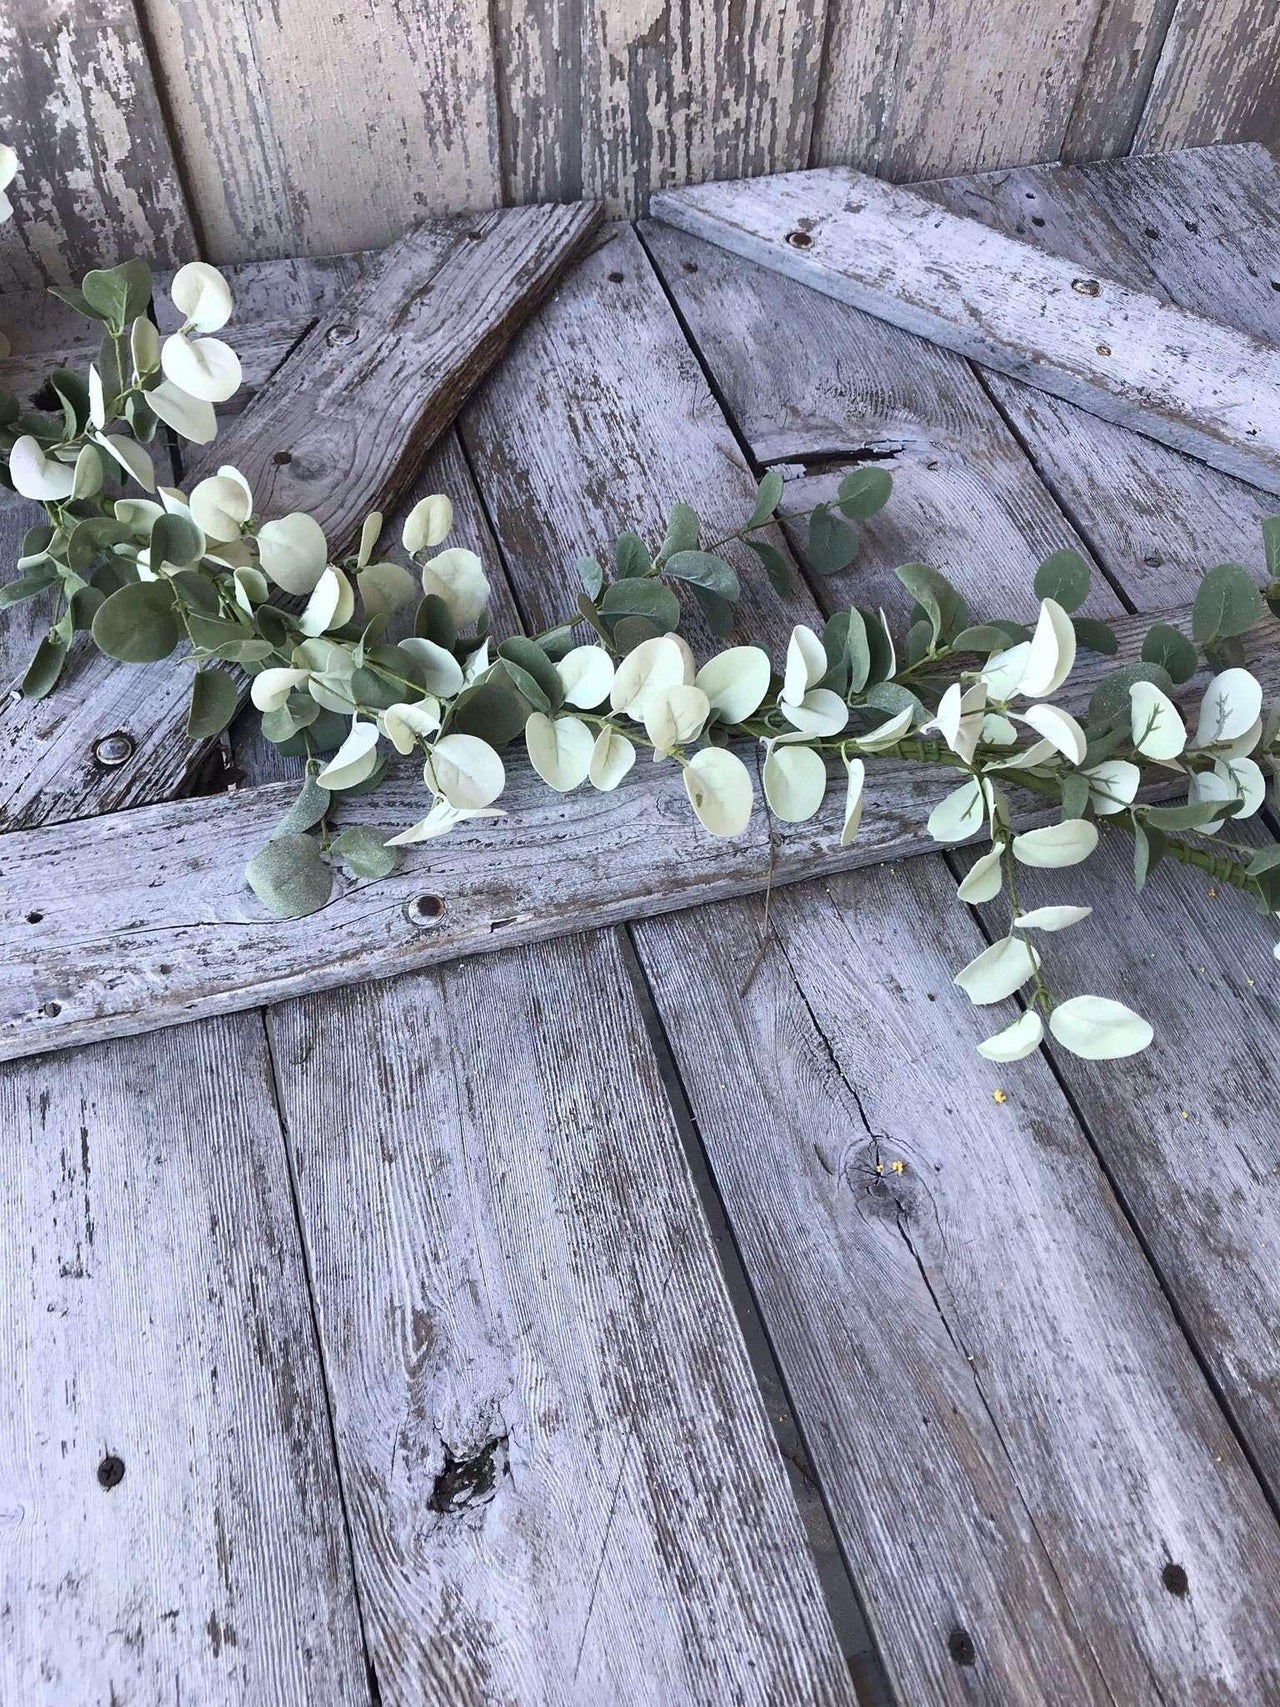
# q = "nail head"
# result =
<box><xmin>93</xmin><ymin>731</ymin><xmax>135</xmax><ymax>768</ymax></box>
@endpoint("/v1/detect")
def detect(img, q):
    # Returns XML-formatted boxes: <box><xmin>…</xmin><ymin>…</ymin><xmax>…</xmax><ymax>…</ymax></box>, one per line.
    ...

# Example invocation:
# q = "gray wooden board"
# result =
<box><xmin>0</xmin><ymin>1010</ymin><xmax>371</xmax><ymax>1704</ymax></box>
<box><xmin>266</xmin><ymin>931</ymin><xmax>858</xmax><ymax>1704</ymax></box>
<box><xmin>0</xmin><ymin>204</ymin><xmax>600</xmax><ymax>832</ymax></box>
<box><xmin>649</xmin><ymin>167</ymin><xmax>1280</xmax><ymax>495</ymax></box>
<box><xmin>632</xmin><ymin>867</ymin><xmax>1280</xmax><ymax>1704</ymax></box>
<box><xmin>0</xmin><ymin>0</ymin><xmax>195</xmax><ymax>291</ymax></box>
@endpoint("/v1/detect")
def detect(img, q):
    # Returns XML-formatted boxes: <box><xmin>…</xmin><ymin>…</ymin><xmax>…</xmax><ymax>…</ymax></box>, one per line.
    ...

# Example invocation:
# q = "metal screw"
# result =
<box><xmin>326</xmin><ymin>322</ymin><xmax>359</xmax><ymax>347</ymax></box>
<box><xmin>404</xmin><ymin>894</ymin><xmax>446</xmax><ymax>928</ymax></box>
<box><xmin>97</xmin><ymin>1455</ymin><xmax>125</xmax><ymax>1490</ymax></box>
<box><xmin>785</xmin><ymin>229</ymin><xmax>814</xmax><ymax>250</ymax></box>
<box><xmin>93</xmin><ymin>731</ymin><xmax>134</xmax><ymax>768</ymax></box>
<box><xmin>1095</xmin><ymin>343</ymin><xmax>1112</xmax><ymax>357</ymax></box>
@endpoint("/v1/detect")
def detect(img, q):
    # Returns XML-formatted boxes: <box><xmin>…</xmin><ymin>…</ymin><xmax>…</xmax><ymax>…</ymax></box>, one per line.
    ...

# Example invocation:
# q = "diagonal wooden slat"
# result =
<box><xmin>649</xmin><ymin>167</ymin><xmax>1280</xmax><ymax>494</ymax></box>
<box><xmin>0</xmin><ymin>202</ymin><xmax>602</xmax><ymax>832</ymax></box>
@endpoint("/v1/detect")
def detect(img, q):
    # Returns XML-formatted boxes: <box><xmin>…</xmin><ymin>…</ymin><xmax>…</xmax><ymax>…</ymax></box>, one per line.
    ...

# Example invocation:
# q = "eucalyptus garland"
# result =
<box><xmin>3</xmin><ymin>145</ymin><xmax>1279</xmax><ymax>1066</ymax></box>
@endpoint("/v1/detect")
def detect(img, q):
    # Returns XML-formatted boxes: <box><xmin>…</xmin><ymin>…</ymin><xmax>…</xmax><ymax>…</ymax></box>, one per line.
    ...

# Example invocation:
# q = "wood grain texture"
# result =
<box><xmin>1060</xmin><ymin>0</ymin><xmax>1182</xmax><ymax>160</ymax></box>
<box><xmin>632</xmin><ymin>865</ymin><xmax>1280</xmax><ymax>1704</ymax></box>
<box><xmin>0</xmin><ymin>0</ymin><xmax>195</xmax><ymax>290</ymax></box>
<box><xmin>494</xmin><ymin>0</ymin><xmax>827</xmax><ymax>215</ymax></box>
<box><xmin>1136</xmin><ymin>0</ymin><xmax>1280</xmax><ymax>154</ymax></box>
<box><xmin>0</xmin><ymin>205</ymin><xmax>599</xmax><ymax>832</ymax></box>
<box><xmin>651</xmin><ymin>167</ymin><xmax>1280</xmax><ymax>495</ymax></box>
<box><xmin>137</xmin><ymin>0</ymin><xmax>500</xmax><ymax>261</ymax></box>
<box><xmin>266</xmin><ymin>932</ymin><xmax>857</xmax><ymax>1704</ymax></box>
<box><xmin>0</xmin><ymin>1012</ymin><xmax>370</xmax><ymax>1704</ymax></box>
<box><xmin>809</xmin><ymin>0</ymin><xmax>1113</xmax><ymax>183</ymax></box>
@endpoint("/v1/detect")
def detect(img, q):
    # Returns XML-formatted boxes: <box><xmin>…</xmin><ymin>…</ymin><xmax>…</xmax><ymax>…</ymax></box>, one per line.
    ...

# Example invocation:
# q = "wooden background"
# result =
<box><xmin>0</xmin><ymin>0</ymin><xmax>1277</xmax><ymax>283</ymax></box>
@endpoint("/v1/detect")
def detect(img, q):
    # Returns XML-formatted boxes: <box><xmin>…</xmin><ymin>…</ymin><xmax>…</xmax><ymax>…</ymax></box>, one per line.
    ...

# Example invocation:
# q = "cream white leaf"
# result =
<box><xmin>402</xmin><ymin>494</ymin><xmax>453</xmax><ymax>554</ymax></box>
<box><xmin>1018</xmin><ymin>599</ymin><xmax>1076</xmax><ymax>699</ymax></box>
<box><xmin>88</xmin><ymin>363</ymin><xmax>107</xmax><ymax>429</ymax></box>
<box><xmin>359</xmin><ymin>559</ymin><xmax>418</xmax><ymax>620</ymax></box>
<box><xmin>1084</xmin><ymin>759</ymin><xmax>1140</xmax><ymax>815</ymax></box>
<box><xmin>1213</xmin><ymin>755</ymin><xmax>1265</xmax><ymax>817</ymax></box>
<box><xmin>610</xmin><ymin>635</ymin><xmax>692</xmax><ymax>719</ymax></box>
<box><xmin>144</xmin><ymin>379</ymin><xmax>217</xmax><ymax>444</ymax></box>
<box><xmin>556</xmin><ymin>644</ymin><xmax>615</xmax><ymax>709</ymax></box>
<box><xmin>840</xmin><ymin>756</ymin><xmax>865</xmax><ymax>847</ymax></box>
<box><xmin>381</xmin><ymin>699</ymin><xmax>441</xmax><ymax>755</ymax></box>
<box><xmin>780</xmin><ymin>687</ymin><xmax>848</xmax><ymax>738</ymax></box>
<box><xmin>356</xmin><ymin>512</ymin><xmax>382</xmax><ymax>569</ymax></box>
<box><xmin>684</xmin><ymin>747</ymin><xmax>754</xmax><ymax>836</ymax></box>
<box><xmin>696</xmin><ymin>645</ymin><xmax>772</xmax><ymax>723</ymax></box>
<box><xmin>257</xmin><ymin>512</ymin><xmax>328</xmax><ymax>594</ymax></box>
<box><xmin>526</xmin><ymin>712</ymin><xmax>595</xmax><ymax>791</ymax></box>
<box><xmin>781</xmin><ymin>625</ymin><xmax>827</xmax><ymax>706</ymax></box>
<box><xmin>1016</xmin><ymin>702</ymin><xmax>1087</xmax><ymax>766</ymax></box>
<box><xmin>1049</xmin><ymin>996</ymin><xmax>1153</xmax><ymax>1059</ymax></box>
<box><xmin>298</xmin><ymin>565</ymin><xmax>355</xmax><ymax>637</ymax></box>
<box><xmin>925</xmin><ymin>681</ymin><xmax>987</xmax><ymax>763</ymax></box>
<box><xmin>645</xmin><ymin>683</ymin><xmax>710</xmax><ymax>754</ymax></box>
<box><xmin>424</xmin><ymin>732</ymin><xmax>505</xmax><ymax>809</ymax></box>
<box><xmin>9</xmin><ymin>435</ymin><xmax>76</xmax><ymax>502</ymax></box>
<box><xmin>852</xmin><ymin>706</ymin><xmax>914</xmax><ymax>752</ymax></box>
<box><xmin>386</xmin><ymin>800</ymin><xmax>504</xmax><ymax>845</ymax></box>
<box><xmin>190</xmin><ymin>473</ymin><xmax>251</xmax><ymax>542</ymax></box>
<box><xmin>161</xmin><ymin>331</ymin><xmax>242</xmax><ymax>403</ymax></box>
<box><xmin>316</xmin><ymin>721</ymin><xmax>380</xmax><ymax>791</ymax></box>
<box><xmin>130</xmin><ymin>315</ymin><xmax>160</xmax><ymax>379</ymax></box>
<box><xmin>1014</xmin><ymin>905</ymin><xmax>1093</xmax><ymax>931</ymax></box>
<box><xmin>1195</xmin><ymin>668</ymin><xmax>1263</xmax><ymax>748</ymax></box>
<box><xmin>94</xmin><ymin>432</ymin><xmax>157</xmax><ymax>492</ymax></box>
<box><xmin>71</xmin><ymin>443</ymin><xmax>103</xmax><ymax>500</ymax></box>
<box><xmin>981</xmin><ymin>640</ymin><xmax>1031</xmax><ymax>701</ymax></box>
<box><xmin>398</xmin><ymin>635</ymin><xmax>465</xmax><ymax>697</ymax></box>
<box><xmin>954</xmin><ymin>935</ymin><xmax>1040</xmax><ymax>1005</ymax></box>
<box><xmin>419</xmin><ymin>546</ymin><xmax>489</xmax><ymax>627</ymax></box>
<box><xmin>956</xmin><ymin>841</ymin><xmax>1006</xmax><ymax>904</ymax></box>
<box><xmin>250</xmin><ymin>666</ymin><xmax>310</xmax><ymax>712</ymax></box>
<box><xmin>588</xmin><ymin>726</ymin><xmax>636</xmax><ymax>791</ymax></box>
<box><xmin>762</xmin><ymin>743</ymin><xmax>826</xmax><ymax>822</ymax></box>
<box><xmin>981</xmin><ymin>712</ymin><xmax>1020</xmax><ymax>747</ymax></box>
<box><xmin>170</xmin><ymin>260</ymin><xmax>233</xmax><ymax>333</ymax></box>
<box><xmin>976</xmin><ymin>1010</ymin><xmax>1044</xmax><ymax>1061</ymax></box>
<box><xmin>1130</xmin><ymin>680</ymin><xmax>1186</xmax><ymax>760</ymax></box>
<box><xmin>1012</xmin><ymin>818</ymin><xmax>1099</xmax><ymax>868</ymax></box>
<box><xmin>927</xmin><ymin>777</ymin><xmax>989</xmax><ymax>845</ymax></box>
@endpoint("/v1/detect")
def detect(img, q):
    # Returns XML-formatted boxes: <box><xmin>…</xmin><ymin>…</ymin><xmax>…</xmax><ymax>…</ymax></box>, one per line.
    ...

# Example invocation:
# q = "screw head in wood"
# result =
<box><xmin>1071</xmin><ymin>277</ymin><xmax>1101</xmax><ymax>296</ymax></box>
<box><xmin>92</xmin><ymin>731</ymin><xmax>135</xmax><ymax>768</ymax></box>
<box><xmin>404</xmin><ymin>894</ymin><xmax>445</xmax><ymax>928</ymax></box>
<box><xmin>97</xmin><ymin>1455</ymin><xmax>125</xmax><ymax>1489</ymax></box>
<box><xmin>785</xmin><ymin>228</ymin><xmax>814</xmax><ymax>250</ymax></box>
<box><xmin>326</xmin><ymin>322</ymin><xmax>359</xmax><ymax>347</ymax></box>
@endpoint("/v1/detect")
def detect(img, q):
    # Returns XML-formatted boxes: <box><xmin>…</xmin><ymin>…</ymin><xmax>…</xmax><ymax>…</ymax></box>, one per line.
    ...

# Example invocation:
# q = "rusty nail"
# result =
<box><xmin>93</xmin><ymin>731</ymin><xmax>135</xmax><ymax>768</ymax></box>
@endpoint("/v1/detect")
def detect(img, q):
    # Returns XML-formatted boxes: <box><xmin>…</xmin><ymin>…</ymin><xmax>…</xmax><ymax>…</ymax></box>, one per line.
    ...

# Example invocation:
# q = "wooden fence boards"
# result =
<box><xmin>651</xmin><ymin>167</ymin><xmax>1280</xmax><ymax>495</ymax></box>
<box><xmin>0</xmin><ymin>203</ymin><xmax>600</xmax><ymax>832</ymax></box>
<box><xmin>1135</xmin><ymin>0</ymin><xmax>1280</xmax><ymax>155</ymax></box>
<box><xmin>265</xmin><ymin>933</ymin><xmax>857</xmax><ymax>1704</ymax></box>
<box><xmin>0</xmin><ymin>1012</ymin><xmax>371</xmax><ymax>1705</ymax></box>
<box><xmin>633</xmin><ymin>868</ymin><xmax>1280</xmax><ymax>1704</ymax></box>
<box><xmin>0</xmin><ymin>0</ymin><xmax>195</xmax><ymax>291</ymax></box>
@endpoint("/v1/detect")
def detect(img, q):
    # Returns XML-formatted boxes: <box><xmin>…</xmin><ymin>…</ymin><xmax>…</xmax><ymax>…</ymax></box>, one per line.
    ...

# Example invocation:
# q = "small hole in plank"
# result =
<box><xmin>42</xmin><ymin>1000</ymin><xmax>62</xmax><ymax>1019</ymax></box>
<box><xmin>786</xmin><ymin>229</ymin><xmax>814</xmax><ymax>250</ymax></box>
<box><xmin>1144</xmin><ymin>225</ymin><xmax>1160</xmax><ymax>240</ymax></box>
<box><xmin>26</xmin><ymin>911</ymin><xmax>43</xmax><ymax>925</ymax></box>
<box><xmin>272</xmin><ymin>450</ymin><xmax>292</xmax><ymax>466</ymax></box>
<box><xmin>1271</xmin><ymin>281</ymin><xmax>1280</xmax><ymax>293</ymax></box>
<box><xmin>1030</xmin><ymin>215</ymin><xmax>1045</xmax><ymax>228</ymax></box>
<box><xmin>1162</xmin><ymin>1562</ymin><xmax>1189</xmax><ymax>1597</ymax></box>
<box><xmin>948</xmin><ymin>1628</ymin><xmax>977</xmax><ymax>1666</ymax></box>
<box><xmin>683</xmin><ymin>259</ymin><xmax>698</xmax><ymax>273</ymax></box>
<box><xmin>1183</xmin><ymin>219</ymin><xmax>1199</xmax><ymax>234</ymax></box>
<box><xmin>97</xmin><ymin>1455</ymin><xmax>125</xmax><ymax>1489</ymax></box>
<box><xmin>607</xmin><ymin>270</ymin><xmax>624</xmax><ymax>283</ymax></box>
<box><xmin>1144</xmin><ymin>553</ymin><xmax>1163</xmax><ymax>568</ymax></box>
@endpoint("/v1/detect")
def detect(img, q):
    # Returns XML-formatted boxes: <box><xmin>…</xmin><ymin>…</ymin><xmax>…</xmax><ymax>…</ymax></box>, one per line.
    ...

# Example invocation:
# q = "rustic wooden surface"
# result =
<box><xmin>0</xmin><ymin>203</ymin><xmax>599</xmax><ymax>833</ymax></box>
<box><xmin>0</xmin><ymin>0</ymin><xmax>195</xmax><ymax>289</ymax></box>
<box><xmin>267</xmin><ymin>932</ymin><xmax>857</xmax><ymax>1704</ymax></box>
<box><xmin>4</xmin><ymin>593</ymin><xmax>1261</xmax><ymax>1066</ymax></box>
<box><xmin>650</xmin><ymin>167</ymin><xmax>1280</xmax><ymax>494</ymax></box>
<box><xmin>0</xmin><ymin>1012</ymin><xmax>373</xmax><ymax>1704</ymax></box>
<box><xmin>2</xmin><ymin>0</ymin><xmax>1278</xmax><ymax>264</ymax></box>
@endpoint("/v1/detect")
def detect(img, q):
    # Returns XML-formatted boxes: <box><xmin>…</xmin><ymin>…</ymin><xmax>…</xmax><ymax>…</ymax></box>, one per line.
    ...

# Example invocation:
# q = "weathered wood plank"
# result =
<box><xmin>651</xmin><ymin>167</ymin><xmax>1280</xmax><ymax>495</ymax></box>
<box><xmin>1135</xmin><ymin>0</ymin><xmax>1280</xmax><ymax>154</ymax></box>
<box><xmin>0</xmin><ymin>0</ymin><xmax>195</xmax><ymax>291</ymax></box>
<box><xmin>632</xmin><ymin>866</ymin><xmax>1280</xmax><ymax>1703</ymax></box>
<box><xmin>1060</xmin><ymin>0</ymin><xmax>1182</xmax><ymax>160</ymax></box>
<box><xmin>493</xmin><ymin>0</ymin><xmax>826</xmax><ymax>215</ymax></box>
<box><xmin>0</xmin><ymin>204</ymin><xmax>601</xmax><ymax>832</ymax></box>
<box><xmin>266</xmin><ymin>931</ymin><xmax>857</xmax><ymax>1703</ymax></box>
<box><xmin>136</xmin><ymin>0</ymin><xmax>500</xmax><ymax>261</ymax></box>
<box><xmin>808</xmin><ymin>0</ymin><xmax>1145</xmax><ymax>184</ymax></box>
<box><xmin>0</xmin><ymin>1012</ymin><xmax>371</xmax><ymax>1704</ymax></box>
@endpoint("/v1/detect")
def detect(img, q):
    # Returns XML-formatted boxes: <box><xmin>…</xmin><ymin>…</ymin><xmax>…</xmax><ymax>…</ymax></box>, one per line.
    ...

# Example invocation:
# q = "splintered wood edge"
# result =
<box><xmin>650</xmin><ymin>169</ymin><xmax>1280</xmax><ymax>497</ymax></box>
<box><xmin>1</xmin><ymin>603</ymin><xmax>1275</xmax><ymax>1063</ymax></box>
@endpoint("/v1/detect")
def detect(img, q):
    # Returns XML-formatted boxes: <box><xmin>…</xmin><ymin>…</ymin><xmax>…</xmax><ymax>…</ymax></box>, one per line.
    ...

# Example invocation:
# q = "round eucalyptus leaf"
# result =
<box><xmin>245</xmin><ymin>833</ymin><xmax>332</xmax><ymax>919</ymax></box>
<box><xmin>187</xmin><ymin>666</ymin><xmax>239</xmax><ymax>738</ymax></box>
<box><xmin>92</xmin><ymin>580</ymin><xmax>180</xmax><ymax>662</ymax></box>
<box><xmin>1049</xmin><ymin>996</ymin><xmax>1152</xmax><ymax>1060</ymax></box>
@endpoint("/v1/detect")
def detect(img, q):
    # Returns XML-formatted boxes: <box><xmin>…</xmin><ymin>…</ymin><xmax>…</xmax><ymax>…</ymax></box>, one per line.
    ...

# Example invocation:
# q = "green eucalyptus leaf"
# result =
<box><xmin>245</xmin><ymin>832</ymin><xmax>332</xmax><ymax>919</ymax></box>
<box><xmin>69</xmin><ymin>584</ymin><xmax>106</xmax><ymax>631</ymax></box>
<box><xmin>1262</xmin><ymin>516</ymin><xmax>1280</xmax><ymax>579</ymax></box>
<box><xmin>1192</xmin><ymin>562</ymin><xmax>1262</xmax><ymax>644</ymax></box>
<box><xmin>1034</xmin><ymin>548</ymin><xmax>1091</xmax><ymax>611</ymax></box>
<box><xmin>1072</xmin><ymin>617</ymin><xmax>1118</xmax><ymax>656</ymax></box>
<box><xmin>600</xmin><ymin>577</ymin><xmax>680</xmax><ymax>630</ymax></box>
<box><xmin>660</xmin><ymin>501</ymin><xmax>700</xmax><ymax>559</ymax></box>
<box><xmin>0</xmin><ymin>563</ymin><xmax>60</xmax><ymax>610</ymax></box>
<box><xmin>1133</xmin><ymin>821</ymin><xmax>1166</xmax><ymax>893</ymax></box>
<box><xmin>688</xmin><ymin>582</ymin><xmax>734</xmax><ymax>638</ymax></box>
<box><xmin>451</xmin><ymin>674</ymin><xmax>528</xmax><ymax>745</ymax></box>
<box><xmin>1088</xmin><ymin>661</ymin><xmax>1173</xmax><ymax>728</ymax></box>
<box><xmin>151</xmin><ymin>512</ymin><xmax>204</xmax><ymax>569</ymax></box>
<box><xmin>807</xmin><ymin>505</ymin><xmax>859</xmax><ymax>575</ymax></box>
<box><xmin>663</xmin><ymin>549</ymin><xmax>739</xmax><ymax>601</ymax></box>
<box><xmin>81</xmin><ymin>260</ymin><xmax>152</xmax><ymax>332</ymax></box>
<box><xmin>746</xmin><ymin>539</ymin><xmax>793</xmax><ymax>598</ymax></box>
<box><xmin>951</xmin><ymin>624</ymin><xmax>1011</xmax><ymax>654</ymax></box>
<box><xmin>92</xmin><ymin>580</ymin><xmax>181</xmax><ymax>663</ymax></box>
<box><xmin>187</xmin><ymin>666</ymin><xmax>239</xmax><ymax>739</ymax></box>
<box><xmin>836</xmin><ymin>466</ymin><xmax>892</xmax><ymax>520</ymax></box>
<box><xmin>275</xmin><ymin>773</ymin><xmax>331</xmax><ymax>837</ymax></box>
<box><xmin>576</xmin><ymin>555</ymin><xmax>604</xmax><ymax>600</ymax></box>
<box><xmin>747</xmin><ymin>470</ymin><xmax>784</xmax><ymax>530</ymax></box>
<box><xmin>1141</xmin><ymin>621</ymin><xmax>1198</xmax><ymax>684</ymax></box>
<box><xmin>611</xmin><ymin>615</ymin><xmax>664</xmax><ymax>653</ymax></box>
<box><xmin>499</xmin><ymin>636</ymin><xmax>565</xmax><ymax>709</ymax></box>
<box><xmin>414</xmin><ymin>592</ymin><xmax>457</xmax><ymax>649</ymax></box>
<box><xmin>50</xmin><ymin>367</ymin><xmax>92</xmax><ymax>437</ymax></box>
<box><xmin>21</xmin><ymin>632</ymin><xmax>69</xmax><ymax>700</ymax></box>
<box><xmin>331</xmin><ymin>826</ymin><xmax>399</xmax><ymax>880</ymax></box>
<box><xmin>614</xmin><ymin>531</ymin><xmax>651</xmax><ymax>578</ymax></box>
<box><xmin>895</xmin><ymin>563</ymin><xmax>966</xmax><ymax>645</ymax></box>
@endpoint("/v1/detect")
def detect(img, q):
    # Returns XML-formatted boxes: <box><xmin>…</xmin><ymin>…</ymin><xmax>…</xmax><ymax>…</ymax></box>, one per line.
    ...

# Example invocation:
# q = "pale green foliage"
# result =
<box><xmin>3</xmin><ymin>146</ymin><xmax>1280</xmax><ymax>1065</ymax></box>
